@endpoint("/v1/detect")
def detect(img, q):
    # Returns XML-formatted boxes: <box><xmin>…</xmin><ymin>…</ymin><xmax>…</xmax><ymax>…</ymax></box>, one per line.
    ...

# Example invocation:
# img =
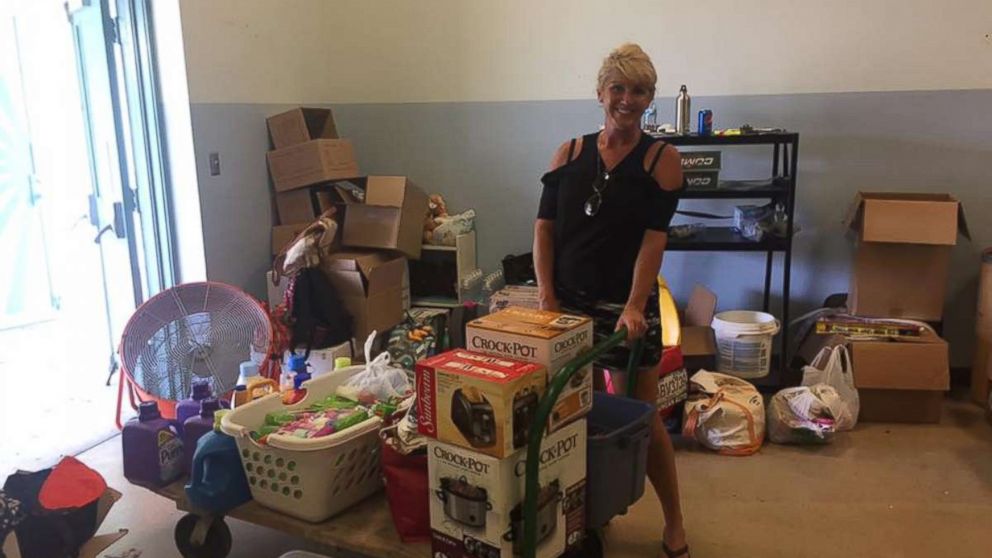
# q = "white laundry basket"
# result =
<box><xmin>711</xmin><ymin>311</ymin><xmax>781</xmax><ymax>379</ymax></box>
<box><xmin>220</xmin><ymin>365</ymin><xmax>383</xmax><ymax>522</ymax></box>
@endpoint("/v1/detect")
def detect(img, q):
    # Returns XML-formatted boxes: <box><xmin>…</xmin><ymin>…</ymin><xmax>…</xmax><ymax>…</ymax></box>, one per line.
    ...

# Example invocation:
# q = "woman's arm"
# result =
<box><xmin>534</xmin><ymin>139</ymin><xmax>579</xmax><ymax>312</ymax></box>
<box><xmin>534</xmin><ymin>219</ymin><xmax>559</xmax><ymax>311</ymax></box>
<box><xmin>617</xmin><ymin>227</ymin><xmax>668</xmax><ymax>340</ymax></box>
<box><xmin>617</xmin><ymin>141</ymin><xmax>681</xmax><ymax>339</ymax></box>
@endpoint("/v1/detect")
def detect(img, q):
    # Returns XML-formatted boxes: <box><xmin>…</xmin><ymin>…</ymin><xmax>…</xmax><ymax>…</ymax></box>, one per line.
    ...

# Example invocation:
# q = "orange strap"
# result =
<box><xmin>682</xmin><ymin>389</ymin><xmax>762</xmax><ymax>456</ymax></box>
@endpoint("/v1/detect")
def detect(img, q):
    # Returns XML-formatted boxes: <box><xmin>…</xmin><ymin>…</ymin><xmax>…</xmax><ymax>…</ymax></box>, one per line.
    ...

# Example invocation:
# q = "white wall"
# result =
<box><xmin>180</xmin><ymin>0</ymin><xmax>992</xmax><ymax>104</ymax></box>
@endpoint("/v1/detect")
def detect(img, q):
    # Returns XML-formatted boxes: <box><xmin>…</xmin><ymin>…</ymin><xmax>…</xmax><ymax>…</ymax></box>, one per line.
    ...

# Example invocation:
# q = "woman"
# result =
<box><xmin>533</xmin><ymin>43</ymin><xmax>688</xmax><ymax>558</ymax></box>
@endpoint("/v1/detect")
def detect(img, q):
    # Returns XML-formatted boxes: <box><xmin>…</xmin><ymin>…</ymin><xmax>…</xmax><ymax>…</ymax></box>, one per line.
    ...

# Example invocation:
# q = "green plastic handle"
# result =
<box><xmin>520</xmin><ymin>328</ymin><xmax>645</xmax><ymax>558</ymax></box>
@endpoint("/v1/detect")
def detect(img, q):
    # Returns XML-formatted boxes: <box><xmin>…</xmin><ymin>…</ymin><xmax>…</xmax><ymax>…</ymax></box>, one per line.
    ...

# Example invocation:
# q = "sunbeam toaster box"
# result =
<box><xmin>428</xmin><ymin>418</ymin><xmax>587</xmax><ymax>558</ymax></box>
<box><xmin>416</xmin><ymin>350</ymin><xmax>547</xmax><ymax>458</ymax></box>
<box><xmin>467</xmin><ymin>307</ymin><xmax>593</xmax><ymax>432</ymax></box>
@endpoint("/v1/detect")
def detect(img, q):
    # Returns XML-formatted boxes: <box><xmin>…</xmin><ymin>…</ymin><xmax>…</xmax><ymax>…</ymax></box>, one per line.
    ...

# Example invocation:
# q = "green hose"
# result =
<box><xmin>521</xmin><ymin>328</ymin><xmax>645</xmax><ymax>558</ymax></box>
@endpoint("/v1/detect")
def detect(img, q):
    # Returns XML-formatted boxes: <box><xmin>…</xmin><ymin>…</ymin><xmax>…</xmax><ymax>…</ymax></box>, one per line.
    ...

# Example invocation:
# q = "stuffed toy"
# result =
<box><xmin>423</xmin><ymin>194</ymin><xmax>449</xmax><ymax>243</ymax></box>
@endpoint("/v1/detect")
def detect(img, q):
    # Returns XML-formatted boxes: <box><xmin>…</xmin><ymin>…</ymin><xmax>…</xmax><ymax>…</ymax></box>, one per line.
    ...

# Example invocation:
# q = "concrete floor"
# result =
<box><xmin>26</xmin><ymin>395</ymin><xmax>992</xmax><ymax>558</ymax></box>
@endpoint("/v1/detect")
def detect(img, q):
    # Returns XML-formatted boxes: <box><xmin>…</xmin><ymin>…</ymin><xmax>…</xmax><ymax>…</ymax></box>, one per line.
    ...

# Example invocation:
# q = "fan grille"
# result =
<box><xmin>120</xmin><ymin>282</ymin><xmax>272</xmax><ymax>401</ymax></box>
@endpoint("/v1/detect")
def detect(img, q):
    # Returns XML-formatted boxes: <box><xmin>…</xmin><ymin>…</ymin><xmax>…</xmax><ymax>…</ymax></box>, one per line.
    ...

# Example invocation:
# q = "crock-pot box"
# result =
<box><xmin>466</xmin><ymin>308</ymin><xmax>593</xmax><ymax>432</ymax></box>
<box><xmin>416</xmin><ymin>350</ymin><xmax>546</xmax><ymax>458</ymax></box>
<box><xmin>427</xmin><ymin>419</ymin><xmax>586</xmax><ymax>558</ymax></box>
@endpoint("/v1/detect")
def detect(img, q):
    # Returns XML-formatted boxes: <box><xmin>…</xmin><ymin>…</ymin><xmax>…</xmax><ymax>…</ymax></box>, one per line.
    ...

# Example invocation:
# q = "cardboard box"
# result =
<box><xmin>798</xmin><ymin>330</ymin><xmax>949</xmax><ymax>423</ymax></box>
<box><xmin>845</xmin><ymin>192</ymin><xmax>970</xmax><ymax>320</ymax></box>
<box><xmin>972</xmin><ymin>249</ymin><xmax>992</xmax><ymax>404</ymax></box>
<box><xmin>266</xmin><ymin>107</ymin><xmax>338</xmax><ymax>149</ymax></box>
<box><xmin>428</xmin><ymin>419</ymin><xmax>586</xmax><ymax>558</ymax></box>
<box><xmin>289</xmin><ymin>341</ymin><xmax>353</xmax><ymax>376</ymax></box>
<box><xmin>489</xmin><ymin>285</ymin><xmax>541</xmax><ymax>313</ymax></box>
<box><xmin>267</xmin><ymin>139</ymin><xmax>359</xmax><ymax>192</ymax></box>
<box><xmin>275</xmin><ymin>187</ymin><xmax>335</xmax><ymax>224</ymax></box>
<box><xmin>3</xmin><ymin>487</ymin><xmax>126</xmax><ymax>558</ymax></box>
<box><xmin>319</xmin><ymin>250</ymin><xmax>406</xmax><ymax>343</ymax></box>
<box><xmin>466</xmin><ymin>308</ymin><xmax>593</xmax><ymax>432</ymax></box>
<box><xmin>680</xmin><ymin>284</ymin><xmax>717</xmax><ymax>370</ymax></box>
<box><xmin>973</xmin><ymin>336</ymin><xmax>992</xmax><ymax>407</ymax></box>
<box><xmin>416</xmin><ymin>349</ymin><xmax>547</xmax><ymax>458</ymax></box>
<box><xmin>342</xmin><ymin>176</ymin><xmax>429</xmax><ymax>260</ymax></box>
<box><xmin>271</xmin><ymin>224</ymin><xmax>308</xmax><ymax>255</ymax></box>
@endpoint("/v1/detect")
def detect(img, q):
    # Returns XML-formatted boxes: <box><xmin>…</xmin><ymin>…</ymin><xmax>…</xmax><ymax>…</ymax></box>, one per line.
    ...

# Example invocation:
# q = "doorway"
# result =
<box><xmin>0</xmin><ymin>0</ymin><xmax>185</xmax><ymax>476</ymax></box>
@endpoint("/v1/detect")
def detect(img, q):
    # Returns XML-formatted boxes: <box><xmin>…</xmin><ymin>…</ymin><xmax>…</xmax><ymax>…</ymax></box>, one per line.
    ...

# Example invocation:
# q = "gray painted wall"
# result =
<box><xmin>190</xmin><ymin>89</ymin><xmax>992</xmax><ymax>365</ymax></box>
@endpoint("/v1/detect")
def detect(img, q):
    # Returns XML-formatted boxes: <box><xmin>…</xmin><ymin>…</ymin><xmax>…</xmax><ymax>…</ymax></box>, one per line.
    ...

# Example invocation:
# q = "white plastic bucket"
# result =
<box><xmin>711</xmin><ymin>311</ymin><xmax>781</xmax><ymax>379</ymax></box>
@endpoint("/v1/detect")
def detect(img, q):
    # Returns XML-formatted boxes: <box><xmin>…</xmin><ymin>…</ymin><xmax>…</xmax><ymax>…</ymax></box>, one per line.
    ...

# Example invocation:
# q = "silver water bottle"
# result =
<box><xmin>675</xmin><ymin>84</ymin><xmax>691</xmax><ymax>134</ymax></box>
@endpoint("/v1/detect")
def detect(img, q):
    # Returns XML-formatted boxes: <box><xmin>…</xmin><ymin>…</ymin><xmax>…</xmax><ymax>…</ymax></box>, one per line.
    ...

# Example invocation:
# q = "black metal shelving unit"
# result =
<box><xmin>654</xmin><ymin>131</ymin><xmax>800</xmax><ymax>387</ymax></box>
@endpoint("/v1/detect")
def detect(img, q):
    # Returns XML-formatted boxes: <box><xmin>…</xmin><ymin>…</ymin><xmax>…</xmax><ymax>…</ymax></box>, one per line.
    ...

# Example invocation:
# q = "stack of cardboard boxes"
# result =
<box><xmin>802</xmin><ymin>193</ymin><xmax>970</xmax><ymax>423</ymax></box>
<box><xmin>416</xmin><ymin>307</ymin><xmax>595</xmax><ymax>558</ymax></box>
<box><xmin>265</xmin><ymin>107</ymin><xmax>429</xmax><ymax>343</ymax></box>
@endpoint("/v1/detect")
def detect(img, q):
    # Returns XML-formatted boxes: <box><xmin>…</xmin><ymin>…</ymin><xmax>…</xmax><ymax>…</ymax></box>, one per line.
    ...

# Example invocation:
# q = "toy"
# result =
<box><xmin>423</xmin><ymin>194</ymin><xmax>449</xmax><ymax>243</ymax></box>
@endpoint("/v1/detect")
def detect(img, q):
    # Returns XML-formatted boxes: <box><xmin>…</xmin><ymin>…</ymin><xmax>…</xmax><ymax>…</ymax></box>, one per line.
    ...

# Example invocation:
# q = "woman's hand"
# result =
<box><xmin>539</xmin><ymin>292</ymin><xmax>561</xmax><ymax>312</ymax></box>
<box><xmin>615</xmin><ymin>305</ymin><xmax>647</xmax><ymax>342</ymax></box>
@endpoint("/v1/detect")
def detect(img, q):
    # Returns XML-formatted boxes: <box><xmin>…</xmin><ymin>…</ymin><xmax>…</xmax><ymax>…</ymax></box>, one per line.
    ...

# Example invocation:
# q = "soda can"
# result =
<box><xmin>697</xmin><ymin>109</ymin><xmax>713</xmax><ymax>135</ymax></box>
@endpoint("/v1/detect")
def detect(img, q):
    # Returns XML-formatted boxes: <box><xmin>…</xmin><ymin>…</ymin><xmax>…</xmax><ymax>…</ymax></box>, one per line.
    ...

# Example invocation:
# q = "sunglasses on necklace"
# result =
<box><xmin>584</xmin><ymin>158</ymin><xmax>611</xmax><ymax>217</ymax></box>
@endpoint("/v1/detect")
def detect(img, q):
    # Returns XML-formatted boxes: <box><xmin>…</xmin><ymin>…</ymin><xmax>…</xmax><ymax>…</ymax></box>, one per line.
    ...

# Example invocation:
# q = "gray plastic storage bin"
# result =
<box><xmin>586</xmin><ymin>392</ymin><xmax>655</xmax><ymax>528</ymax></box>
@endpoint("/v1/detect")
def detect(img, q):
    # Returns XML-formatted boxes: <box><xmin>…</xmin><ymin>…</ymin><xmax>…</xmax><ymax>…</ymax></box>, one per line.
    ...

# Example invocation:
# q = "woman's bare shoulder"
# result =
<box><xmin>549</xmin><ymin>136</ymin><xmax>584</xmax><ymax>171</ymax></box>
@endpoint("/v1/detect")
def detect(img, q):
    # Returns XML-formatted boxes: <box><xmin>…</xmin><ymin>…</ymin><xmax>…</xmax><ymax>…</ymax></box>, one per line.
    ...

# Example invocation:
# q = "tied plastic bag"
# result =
<box><xmin>767</xmin><ymin>386</ymin><xmax>839</xmax><ymax>444</ymax></box>
<box><xmin>682</xmin><ymin>371</ymin><xmax>765</xmax><ymax>456</ymax></box>
<box><xmin>431</xmin><ymin>209</ymin><xmax>476</xmax><ymax>245</ymax></box>
<box><xmin>801</xmin><ymin>344</ymin><xmax>859</xmax><ymax>431</ymax></box>
<box><xmin>337</xmin><ymin>331</ymin><xmax>413</xmax><ymax>404</ymax></box>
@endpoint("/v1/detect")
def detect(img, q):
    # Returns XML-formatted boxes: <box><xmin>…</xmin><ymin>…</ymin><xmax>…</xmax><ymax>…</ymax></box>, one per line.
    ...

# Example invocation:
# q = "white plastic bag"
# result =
<box><xmin>682</xmin><ymin>371</ymin><xmax>765</xmax><ymax>456</ymax></box>
<box><xmin>767</xmin><ymin>386</ymin><xmax>838</xmax><ymax>444</ymax></box>
<box><xmin>337</xmin><ymin>331</ymin><xmax>413</xmax><ymax>403</ymax></box>
<box><xmin>801</xmin><ymin>344</ymin><xmax>859</xmax><ymax>431</ymax></box>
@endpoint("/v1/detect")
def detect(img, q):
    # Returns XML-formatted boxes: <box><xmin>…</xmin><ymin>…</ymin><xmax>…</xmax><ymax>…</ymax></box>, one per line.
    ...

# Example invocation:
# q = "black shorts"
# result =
<box><xmin>559</xmin><ymin>289</ymin><xmax>662</xmax><ymax>370</ymax></box>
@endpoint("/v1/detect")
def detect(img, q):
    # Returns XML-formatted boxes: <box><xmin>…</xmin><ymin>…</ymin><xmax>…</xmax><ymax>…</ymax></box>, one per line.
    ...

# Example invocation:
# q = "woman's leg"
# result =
<box><xmin>633</xmin><ymin>361</ymin><xmax>687</xmax><ymax>550</ymax></box>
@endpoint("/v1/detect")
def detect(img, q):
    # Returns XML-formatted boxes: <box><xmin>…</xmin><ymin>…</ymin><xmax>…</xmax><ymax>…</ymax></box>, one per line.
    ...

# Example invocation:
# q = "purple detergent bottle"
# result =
<box><xmin>122</xmin><ymin>401</ymin><xmax>184</xmax><ymax>488</ymax></box>
<box><xmin>183</xmin><ymin>398</ymin><xmax>222</xmax><ymax>474</ymax></box>
<box><xmin>176</xmin><ymin>379</ymin><xmax>214</xmax><ymax>431</ymax></box>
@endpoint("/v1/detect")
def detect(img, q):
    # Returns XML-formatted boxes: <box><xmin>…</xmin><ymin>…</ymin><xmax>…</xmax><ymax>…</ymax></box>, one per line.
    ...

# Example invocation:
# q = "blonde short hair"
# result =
<box><xmin>597</xmin><ymin>43</ymin><xmax>657</xmax><ymax>94</ymax></box>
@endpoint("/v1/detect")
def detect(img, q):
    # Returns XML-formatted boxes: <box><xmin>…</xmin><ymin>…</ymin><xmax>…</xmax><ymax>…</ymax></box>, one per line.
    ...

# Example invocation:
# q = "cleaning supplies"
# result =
<box><xmin>237</xmin><ymin>360</ymin><xmax>260</xmax><ymax>386</ymax></box>
<box><xmin>184</xmin><ymin>409</ymin><xmax>252</xmax><ymax>513</ymax></box>
<box><xmin>233</xmin><ymin>378</ymin><xmax>278</xmax><ymax>407</ymax></box>
<box><xmin>122</xmin><ymin>401</ymin><xmax>183</xmax><ymax>488</ymax></box>
<box><xmin>182</xmin><ymin>398</ymin><xmax>222</xmax><ymax>474</ymax></box>
<box><xmin>282</xmin><ymin>370</ymin><xmax>312</xmax><ymax>405</ymax></box>
<box><xmin>280</xmin><ymin>354</ymin><xmax>308</xmax><ymax>392</ymax></box>
<box><xmin>281</xmin><ymin>355</ymin><xmax>311</xmax><ymax>404</ymax></box>
<box><xmin>175</xmin><ymin>379</ymin><xmax>213</xmax><ymax>429</ymax></box>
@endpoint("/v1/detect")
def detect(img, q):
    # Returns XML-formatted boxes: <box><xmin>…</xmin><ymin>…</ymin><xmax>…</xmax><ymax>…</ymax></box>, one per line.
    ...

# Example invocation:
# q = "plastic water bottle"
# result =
<box><xmin>676</xmin><ymin>85</ymin><xmax>691</xmax><ymax>134</ymax></box>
